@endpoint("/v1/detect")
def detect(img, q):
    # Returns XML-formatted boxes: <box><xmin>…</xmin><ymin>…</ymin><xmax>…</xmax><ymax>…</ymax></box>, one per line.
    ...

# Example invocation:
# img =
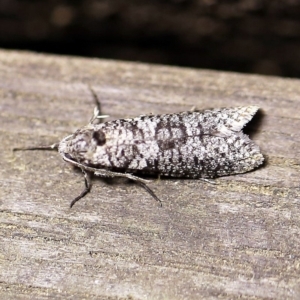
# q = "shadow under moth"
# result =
<box><xmin>14</xmin><ymin>90</ymin><xmax>264</xmax><ymax>207</ymax></box>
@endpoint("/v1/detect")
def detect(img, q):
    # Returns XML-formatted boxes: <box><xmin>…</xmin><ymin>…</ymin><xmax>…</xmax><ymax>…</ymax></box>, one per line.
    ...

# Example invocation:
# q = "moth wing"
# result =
<box><xmin>209</xmin><ymin>106</ymin><xmax>259</xmax><ymax>137</ymax></box>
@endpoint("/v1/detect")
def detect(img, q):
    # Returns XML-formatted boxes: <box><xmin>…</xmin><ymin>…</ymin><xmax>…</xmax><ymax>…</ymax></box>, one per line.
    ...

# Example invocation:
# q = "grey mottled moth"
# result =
<box><xmin>14</xmin><ymin>91</ymin><xmax>264</xmax><ymax>207</ymax></box>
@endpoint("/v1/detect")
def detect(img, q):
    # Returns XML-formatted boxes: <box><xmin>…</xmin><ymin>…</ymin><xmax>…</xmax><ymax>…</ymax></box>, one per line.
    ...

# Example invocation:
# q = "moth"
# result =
<box><xmin>14</xmin><ymin>90</ymin><xmax>264</xmax><ymax>207</ymax></box>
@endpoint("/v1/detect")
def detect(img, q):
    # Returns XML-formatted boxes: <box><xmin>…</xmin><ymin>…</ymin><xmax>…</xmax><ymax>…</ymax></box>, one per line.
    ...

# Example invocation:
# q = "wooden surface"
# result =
<box><xmin>1</xmin><ymin>49</ymin><xmax>300</xmax><ymax>299</ymax></box>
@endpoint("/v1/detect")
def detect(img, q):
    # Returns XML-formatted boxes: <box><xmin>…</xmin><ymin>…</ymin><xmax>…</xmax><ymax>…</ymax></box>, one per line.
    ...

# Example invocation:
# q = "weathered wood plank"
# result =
<box><xmin>1</xmin><ymin>49</ymin><xmax>300</xmax><ymax>299</ymax></box>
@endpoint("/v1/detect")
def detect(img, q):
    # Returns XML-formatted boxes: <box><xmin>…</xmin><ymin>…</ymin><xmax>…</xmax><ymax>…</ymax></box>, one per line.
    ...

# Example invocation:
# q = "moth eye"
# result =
<box><xmin>92</xmin><ymin>130</ymin><xmax>106</xmax><ymax>146</ymax></box>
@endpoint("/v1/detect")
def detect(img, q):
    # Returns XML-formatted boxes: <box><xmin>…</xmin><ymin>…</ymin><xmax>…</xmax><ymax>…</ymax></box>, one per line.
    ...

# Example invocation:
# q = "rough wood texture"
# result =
<box><xmin>1</xmin><ymin>49</ymin><xmax>300</xmax><ymax>299</ymax></box>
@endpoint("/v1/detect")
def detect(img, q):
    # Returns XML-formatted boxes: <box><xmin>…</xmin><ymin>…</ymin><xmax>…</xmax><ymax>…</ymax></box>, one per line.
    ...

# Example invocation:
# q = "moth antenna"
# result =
<box><xmin>13</xmin><ymin>143</ymin><xmax>59</xmax><ymax>152</ymax></box>
<box><xmin>89</xmin><ymin>85</ymin><xmax>101</xmax><ymax>110</ymax></box>
<box><xmin>88</xmin><ymin>86</ymin><xmax>110</xmax><ymax>124</ymax></box>
<box><xmin>96</xmin><ymin>114</ymin><xmax>110</xmax><ymax>119</ymax></box>
<box><xmin>89</xmin><ymin>107</ymin><xmax>109</xmax><ymax>124</ymax></box>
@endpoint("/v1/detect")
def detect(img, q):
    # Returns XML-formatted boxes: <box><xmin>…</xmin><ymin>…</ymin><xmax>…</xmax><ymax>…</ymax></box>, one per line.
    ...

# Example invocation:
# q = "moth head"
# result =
<box><xmin>58</xmin><ymin>128</ymin><xmax>106</xmax><ymax>163</ymax></box>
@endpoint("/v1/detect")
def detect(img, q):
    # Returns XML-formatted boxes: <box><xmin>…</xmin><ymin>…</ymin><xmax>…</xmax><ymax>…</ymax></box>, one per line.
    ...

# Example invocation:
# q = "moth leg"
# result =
<box><xmin>200</xmin><ymin>178</ymin><xmax>217</xmax><ymax>185</ymax></box>
<box><xmin>70</xmin><ymin>170</ymin><xmax>93</xmax><ymax>208</ymax></box>
<box><xmin>110</xmin><ymin>173</ymin><xmax>161</xmax><ymax>206</ymax></box>
<box><xmin>153</xmin><ymin>174</ymin><xmax>161</xmax><ymax>183</ymax></box>
<box><xmin>135</xmin><ymin>180</ymin><xmax>162</xmax><ymax>207</ymax></box>
<box><xmin>61</xmin><ymin>155</ymin><xmax>162</xmax><ymax>206</ymax></box>
<box><xmin>123</xmin><ymin>173</ymin><xmax>162</xmax><ymax>206</ymax></box>
<box><xmin>94</xmin><ymin>170</ymin><xmax>162</xmax><ymax>206</ymax></box>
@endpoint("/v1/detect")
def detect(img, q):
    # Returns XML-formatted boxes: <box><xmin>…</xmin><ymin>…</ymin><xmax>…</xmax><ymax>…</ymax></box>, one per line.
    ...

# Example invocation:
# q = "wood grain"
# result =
<box><xmin>1</xmin><ymin>49</ymin><xmax>300</xmax><ymax>299</ymax></box>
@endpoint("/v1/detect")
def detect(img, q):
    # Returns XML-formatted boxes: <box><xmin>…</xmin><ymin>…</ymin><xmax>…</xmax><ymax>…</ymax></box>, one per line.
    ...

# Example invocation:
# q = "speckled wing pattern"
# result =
<box><xmin>60</xmin><ymin>106</ymin><xmax>264</xmax><ymax>179</ymax></box>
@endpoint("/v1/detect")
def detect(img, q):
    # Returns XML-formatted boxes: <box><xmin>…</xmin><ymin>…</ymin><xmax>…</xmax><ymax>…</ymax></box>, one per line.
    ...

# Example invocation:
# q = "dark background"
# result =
<box><xmin>1</xmin><ymin>0</ymin><xmax>300</xmax><ymax>78</ymax></box>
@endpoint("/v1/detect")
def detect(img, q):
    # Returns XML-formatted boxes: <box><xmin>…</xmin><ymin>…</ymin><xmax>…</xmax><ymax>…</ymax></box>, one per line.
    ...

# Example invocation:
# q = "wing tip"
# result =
<box><xmin>245</xmin><ymin>105</ymin><xmax>260</xmax><ymax>116</ymax></box>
